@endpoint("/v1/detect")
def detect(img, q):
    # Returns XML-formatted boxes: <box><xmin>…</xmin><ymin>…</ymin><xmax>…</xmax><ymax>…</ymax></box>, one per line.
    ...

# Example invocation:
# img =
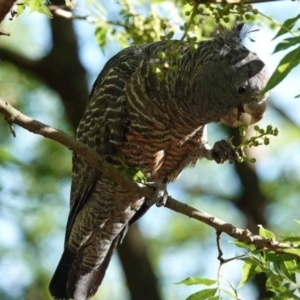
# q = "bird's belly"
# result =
<box><xmin>121</xmin><ymin>135</ymin><xmax>201</xmax><ymax>183</ymax></box>
<box><xmin>153</xmin><ymin>141</ymin><xmax>201</xmax><ymax>182</ymax></box>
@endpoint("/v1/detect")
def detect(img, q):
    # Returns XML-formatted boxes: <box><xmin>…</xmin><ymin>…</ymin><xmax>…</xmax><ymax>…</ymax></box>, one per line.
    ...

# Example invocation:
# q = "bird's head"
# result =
<box><xmin>190</xmin><ymin>23</ymin><xmax>269</xmax><ymax>127</ymax></box>
<box><xmin>218</xmin><ymin>50</ymin><xmax>269</xmax><ymax>127</ymax></box>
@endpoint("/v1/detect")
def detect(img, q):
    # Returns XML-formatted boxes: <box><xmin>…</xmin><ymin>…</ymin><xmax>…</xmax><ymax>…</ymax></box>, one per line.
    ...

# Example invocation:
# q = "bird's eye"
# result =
<box><xmin>238</xmin><ymin>87</ymin><xmax>246</xmax><ymax>94</ymax></box>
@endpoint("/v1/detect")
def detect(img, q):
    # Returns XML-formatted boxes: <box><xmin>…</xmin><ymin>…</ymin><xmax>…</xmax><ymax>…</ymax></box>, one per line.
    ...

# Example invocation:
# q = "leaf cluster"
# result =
<box><xmin>5</xmin><ymin>1</ymin><xmax>300</xmax><ymax>299</ymax></box>
<box><xmin>176</xmin><ymin>225</ymin><xmax>300</xmax><ymax>300</ymax></box>
<box><xmin>176</xmin><ymin>276</ymin><xmax>238</xmax><ymax>300</ymax></box>
<box><xmin>16</xmin><ymin>0</ymin><xmax>52</xmax><ymax>18</ymax></box>
<box><xmin>150</xmin><ymin>2</ymin><xmax>261</xmax><ymax>79</ymax></box>
<box><xmin>237</xmin><ymin>226</ymin><xmax>300</xmax><ymax>300</ymax></box>
<box><xmin>228</xmin><ymin>124</ymin><xmax>279</xmax><ymax>164</ymax></box>
<box><xmin>94</xmin><ymin>0</ymin><xmax>176</xmax><ymax>50</ymax></box>
<box><xmin>263</xmin><ymin>13</ymin><xmax>300</xmax><ymax>97</ymax></box>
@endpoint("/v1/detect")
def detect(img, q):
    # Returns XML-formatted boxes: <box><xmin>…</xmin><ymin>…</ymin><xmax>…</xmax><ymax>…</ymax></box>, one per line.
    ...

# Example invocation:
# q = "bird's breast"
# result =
<box><xmin>121</xmin><ymin>126</ymin><xmax>206</xmax><ymax>183</ymax></box>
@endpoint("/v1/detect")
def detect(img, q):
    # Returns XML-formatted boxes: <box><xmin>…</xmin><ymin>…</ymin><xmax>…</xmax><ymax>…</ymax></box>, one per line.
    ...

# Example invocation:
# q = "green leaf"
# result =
<box><xmin>238</xmin><ymin>261</ymin><xmax>256</xmax><ymax>288</ymax></box>
<box><xmin>282</xmin><ymin>248</ymin><xmax>300</xmax><ymax>257</ymax></box>
<box><xmin>22</xmin><ymin>0</ymin><xmax>52</xmax><ymax>17</ymax></box>
<box><xmin>95</xmin><ymin>24</ymin><xmax>108</xmax><ymax>50</ymax></box>
<box><xmin>125</xmin><ymin>168</ymin><xmax>147</xmax><ymax>184</ymax></box>
<box><xmin>0</xmin><ymin>148</ymin><xmax>24</xmax><ymax>166</ymax></box>
<box><xmin>255</xmin><ymin>265</ymin><xmax>266</xmax><ymax>273</ymax></box>
<box><xmin>249</xmin><ymin>250</ymin><xmax>266</xmax><ymax>264</ymax></box>
<box><xmin>273</xmin><ymin>37</ymin><xmax>300</xmax><ymax>53</ymax></box>
<box><xmin>281</xmin><ymin>236</ymin><xmax>300</xmax><ymax>245</ymax></box>
<box><xmin>273</xmin><ymin>13</ymin><xmax>300</xmax><ymax>40</ymax></box>
<box><xmin>282</xmin><ymin>259</ymin><xmax>297</xmax><ymax>283</ymax></box>
<box><xmin>234</xmin><ymin>241</ymin><xmax>256</xmax><ymax>250</ymax></box>
<box><xmin>37</xmin><ymin>4</ymin><xmax>52</xmax><ymax>18</ymax></box>
<box><xmin>263</xmin><ymin>45</ymin><xmax>300</xmax><ymax>92</ymax></box>
<box><xmin>258</xmin><ymin>225</ymin><xmax>276</xmax><ymax>239</ymax></box>
<box><xmin>28</xmin><ymin>0</ymin><xmax>42</xmax><ymax>13</ymax></box>
<box><xmin>287</xmin><ymin>263</ymin><xmax>300</xmax><ymax>272</ymax></box>
<box><xmin>220</xmin><ymin>288</ymin><xmax>239</xmax><ymax>300</ymax></box>
<box><xmin>16</xmin><ymin>3</ymin><xmax>26</xmax><ymax>16</ymax></box>
<box><xmin>176</xmin><ymin>277</ymin><xmax>216</xmax><ymax>286</ymax></box>
<box><xmin>295</xmin><ymin>94</ymin><xmax>300</xmax><ymax>98</ymax></box>
<box><xmin>274</xmin><ymin>283</ymin><xmax>292</xmax><ymax>295</ymax></box>
<box><xmin>266</xmin><ymin>261</ymin><xmax>282</xmax><ymax>276</ymax></box>
<box><xmin>266</xmin><ymin>274</ymin><xmax>283</xmax><ymax>290</ymax></box>
<box><xmin>186</xmin><ymin>288</ymin><xmax>217</xmax><ymax>300</ymax></box>
<box><xmin>65</xmin><ymin>0</ymin><xmax>74</xmax><ymax>8</ymax></box>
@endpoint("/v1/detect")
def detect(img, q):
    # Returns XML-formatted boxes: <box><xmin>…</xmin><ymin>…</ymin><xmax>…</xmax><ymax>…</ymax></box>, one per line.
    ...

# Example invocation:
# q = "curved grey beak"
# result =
<box><xmin>220</xmin><ymin>99</ymin><xmax>267</xmax><ymax>127</ymax></box>
<box><xmin>243</xmin><ymin>100</ymin><xmax>267</xmax><ymax>125</ymax></box>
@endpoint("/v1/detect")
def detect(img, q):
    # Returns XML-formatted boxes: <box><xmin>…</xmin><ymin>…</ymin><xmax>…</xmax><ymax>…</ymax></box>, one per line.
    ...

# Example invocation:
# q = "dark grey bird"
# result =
<box><xmin>49</xmin><ymin>23</ymin><xmax>269</xmax><ymax>300</ymax></box>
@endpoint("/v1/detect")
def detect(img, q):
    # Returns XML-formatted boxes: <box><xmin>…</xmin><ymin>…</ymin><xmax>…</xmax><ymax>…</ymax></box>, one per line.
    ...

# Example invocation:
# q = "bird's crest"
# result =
<box><xmin>216</xmin><ymin>22</ymin><xmax>258</xmax><ymax>45</ymax></box>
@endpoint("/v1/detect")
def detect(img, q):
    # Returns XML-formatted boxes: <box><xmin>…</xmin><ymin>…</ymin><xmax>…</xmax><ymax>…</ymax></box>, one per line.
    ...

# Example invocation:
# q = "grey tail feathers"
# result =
<box><xmin>49</xmin><ymin>234</ymin><xmax>121</xmax><ymax>300</ymax></box>
<box><xmin>49</xmin><ymin>247</ymin><xmax>75</xmax><ymax>299</ymax></box>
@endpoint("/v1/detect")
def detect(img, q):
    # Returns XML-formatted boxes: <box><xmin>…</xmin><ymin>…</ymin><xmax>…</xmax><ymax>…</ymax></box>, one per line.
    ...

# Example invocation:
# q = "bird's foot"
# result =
<box><xmin>211</xmin><ymin>140</ymin><xmax>240</xmax><ymax>164</ymax></box>
<box><xmin>146</xmin><ymin>182</ymin><xmax>169</xmax><ymax>207</ymax></box>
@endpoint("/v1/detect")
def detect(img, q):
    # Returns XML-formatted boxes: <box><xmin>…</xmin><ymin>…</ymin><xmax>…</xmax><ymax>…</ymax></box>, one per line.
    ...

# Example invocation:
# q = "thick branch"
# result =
<box><xmin>0</xmin><ymin>100</ymin><xmax>151</xmax><ymax>198</ymax></box>
<box><xmin>118</xmin><ymin>224</ymin><xmax>161</xmax><ymax>300</ymax></box>
<box><xmin>0</xmin><ymin>0</ymin><xmax>15</xmax><ymax>35</ymax></box>
<box><xmin>0</xmin><ymin>99</ymin><xmax>297</xmax><ymax>254</ymax></box>
<box><xmin>0</xmin><ymin>47</ymin><xmax>88</xmax><ymax>130</ymax></box>
<box><xmin>0</xmin><ymin>0</ymin><xmax>15</xmax><ymax>23</ymax></box>
<box><xmin>0</xmin><ymin>47</ymin><xmax>38</xmax><ymax>70</ymax></box>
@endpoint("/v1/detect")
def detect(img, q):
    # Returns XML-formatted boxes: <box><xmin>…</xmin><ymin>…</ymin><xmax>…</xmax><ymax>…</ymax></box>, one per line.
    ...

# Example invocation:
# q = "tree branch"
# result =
<box><xmin>0</xmin><ymin>0</ymin><xmax>15</xmax><ymax>23</ymax></box>
<box><xmin>0</xmin><ymin>0</ymin><xmax>15</xmax><ymax>35</ymax></box>
<box><xmin>47</xmin><ymin>0</ymin><xmax>287</xmax><ymax>25</ymax></box>
<box><xmin>48</xmin><ymin>5</ymin><xmax>129</xmax><ymax>29</ymax></box>
<box><xmin>48</xmin><ymin>5</ymin><xmax>98</xmax><ymax>23</ymax></box>
<box><xmin>0</xmin><ymin>47</ymin><xmax>38</xmax><ymax>69</ymax></box>
<box><xmin>0</xmin><ymin>36</ymin><xmax>89</xmax><ymax>129</ymax></box>
<box><xmin>0</xmin><ymin>99</ymin><xmax>298</xmax><ymax>255</ymax></box>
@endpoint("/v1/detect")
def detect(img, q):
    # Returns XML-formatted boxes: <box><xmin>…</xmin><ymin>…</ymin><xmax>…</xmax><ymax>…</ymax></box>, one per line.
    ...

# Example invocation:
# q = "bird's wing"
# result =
<box><xmin>66</xmin><ymin>45</ymin><xmax>149</xmax><ymax>247</ymax></box>
<box><xmin>50</xmin><ymin>45</ymin><xmax>153</xmax><ymax>299</ymax></box>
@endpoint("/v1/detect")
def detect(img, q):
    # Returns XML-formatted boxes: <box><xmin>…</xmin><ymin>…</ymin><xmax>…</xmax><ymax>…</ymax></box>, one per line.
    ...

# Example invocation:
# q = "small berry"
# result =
<box><xmin>264</xmin><ymin>138</ymin><xmax>270</xmax><ymax>145</ymax></box>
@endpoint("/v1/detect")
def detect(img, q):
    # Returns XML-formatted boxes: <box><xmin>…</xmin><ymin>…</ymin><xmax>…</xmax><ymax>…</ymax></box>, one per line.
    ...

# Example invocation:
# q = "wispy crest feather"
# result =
<box><xmin>216</xmin><ymin>22</ymin><xmax>258</xmax><ymax>45</ymax></box>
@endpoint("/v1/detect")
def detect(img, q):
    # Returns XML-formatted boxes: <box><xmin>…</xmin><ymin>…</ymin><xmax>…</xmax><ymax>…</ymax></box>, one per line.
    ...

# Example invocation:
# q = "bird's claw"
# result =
<box><xmin>146</xmin><ymin>182</ymin><xmax>168</xmax><ymax>207</ymax></box>
<box><xmin>211</xmin><ymin>140</ymin><xmax>240</xmax><ymax>164</ymax></box>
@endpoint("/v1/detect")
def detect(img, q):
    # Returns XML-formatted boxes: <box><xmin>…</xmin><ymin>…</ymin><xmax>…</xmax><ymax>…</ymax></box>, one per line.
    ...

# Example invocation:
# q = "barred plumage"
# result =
<box><xmin>50</xmin><ymin>23</ymin><xmax>269</xmax><ymax>300</ymax></box>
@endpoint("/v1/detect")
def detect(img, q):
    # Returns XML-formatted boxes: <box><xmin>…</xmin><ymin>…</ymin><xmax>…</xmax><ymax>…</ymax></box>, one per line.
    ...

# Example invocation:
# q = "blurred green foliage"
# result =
<box><xmin>0</xmin><ymin>60</ymin><xmax>70</xmax><ymax>299</ymax></box>
<box><xmin>1</xmin><ymin>0</ymin><xmax>300</xmax><ymax>300</ymax></box>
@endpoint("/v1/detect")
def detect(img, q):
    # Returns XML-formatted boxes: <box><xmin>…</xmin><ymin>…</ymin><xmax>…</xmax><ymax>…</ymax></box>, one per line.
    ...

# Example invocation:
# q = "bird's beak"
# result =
<box><xmin>243</xmin><ymin>100</ymin><xmax>267</xmax><ymax>125</ymax></box>
<box><xmin>220</xmin><ymin>97</ymin><xmax>268</xmax><ymax>127</ymax></box>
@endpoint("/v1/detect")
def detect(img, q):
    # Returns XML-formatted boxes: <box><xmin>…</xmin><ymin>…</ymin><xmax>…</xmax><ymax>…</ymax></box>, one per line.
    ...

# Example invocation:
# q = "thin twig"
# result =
<box><xmin>180</xmin><ymin>1</ymin><xmax>199</xmax><ymax>41</ymax></box>
<box><xmin>48</xmin><ymin>5</ymin><xmax>128</xmax><ymax>29</ymax></box>
<box><xmin>259</xmin><ymin>10</ymin><xmax>300</xmax><ymax>38</ymax></box>
<box><xmin>0</xmin><ymin>28</ymin><xmax>10</xmax><ymax>35</ymax></box>
<box><xmin>216</xmin><ymin>230</ymin><xmax>246</xmax><ymax>265</ymax></box>
<box><xmin>8</xmin><ymin>122</ymin><xmax>16</xmax><ymax>137</ymax></box>
<box><xmin>216</xmin><ymin>231</ymin><xmax>224</xmax><ymax>264</ymax></box>
<box><xmin>48</xmin><ymin>5</ymin><xmax>97</xmax><ymax>23</ymax></box>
